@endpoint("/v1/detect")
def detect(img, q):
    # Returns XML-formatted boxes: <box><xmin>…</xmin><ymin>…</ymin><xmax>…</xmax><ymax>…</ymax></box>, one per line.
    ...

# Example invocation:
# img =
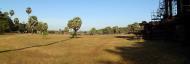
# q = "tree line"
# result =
<box><xmin>56</xmin><ymin>22</ymin><xmax>144</xmax><ymax>38</ymax></box>
<box><xmin>1</xmin><ymin>7</ymin><xmax>144</xmax><ymax>39</ymax></box>
<box><xmin>0</xmin><ymin>7</ymin><xmax>82</xmax><ymax>38</ymax></box>
<box><xmin>88</xmin><ymin>22</ymin><xmax>143</xmax><ymax>35</ymax></box>
<box><xmin>0</xmin><ymin>7</ymin><xmax>48</xmax><ymax>35</ymax></box>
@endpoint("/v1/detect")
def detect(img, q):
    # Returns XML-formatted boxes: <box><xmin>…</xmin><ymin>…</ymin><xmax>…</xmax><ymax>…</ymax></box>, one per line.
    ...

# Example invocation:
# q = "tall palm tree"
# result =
<box><xmin>9</xmin><ymin>10</ymin><xmax>14</xmax><ymax>16</ymax></box>
<box><xmin>0</xmin><ymin>10</ymin><xmax>2</xmax><ymax>14</ymax></box>
<box><xmin>14</xmin><ymin>18</ymin><xmax>19</xmax><ymax>31</ymax></box>
<box><xmin>26</xmin><ymin>7</ymin><xmax>32</xmax><ymax>33</ymax></box>
<box><xmin>26</xmin><ymin>7</ymin><xmax>32</xmax><ymax>15</ymax></box>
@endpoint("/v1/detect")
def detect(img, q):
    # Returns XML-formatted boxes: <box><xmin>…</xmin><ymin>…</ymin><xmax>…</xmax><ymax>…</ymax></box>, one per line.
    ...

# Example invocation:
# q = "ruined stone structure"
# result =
<box><xmin>143</xmin><ymin>0</ymin><xmax>188</xmax><ymax>42</ymax></box>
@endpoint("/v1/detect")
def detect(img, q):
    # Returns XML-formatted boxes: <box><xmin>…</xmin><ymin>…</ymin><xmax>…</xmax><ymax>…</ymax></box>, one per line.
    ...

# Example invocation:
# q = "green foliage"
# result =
<box><xmin>112</xmin><ymin>26</ymin><xmax>119</xmax><ymax>34</ymax></box>
<box><xmin>0</xmin><ymin>7</ymin><xmax>48</xmax><ymax>34</ymax></box>
<box><xmin>18</xmin><ymin>23</ymin><xmax>26</xmax><ymax>33</ymax></box>
<box><xmin>26</xmin><ymin>7</ymin><xmax>32</xmax><ymax>15</ymax></box>
<box><xmin>0</xmin><ymin>18</ymin><xmax>9</xmax><ymax>33</ymax></box>
<box><xmin>14</xmin><ymin>18</ymin><xmax>19</xmax><ymax>31</ymax></box>
<box><xmin>3</xmin><ymin>12</ymin><xmax>9</xmax><ymax>17</ymax></box>
<box><xmin>36</xmin><ymin>22</ymin><xmax>43</xmax><ymax>33</ymax></box>
<box><xmin>88</xmin><ymin>22</ymin><xmax>143</xmax><ymax>35</ymax></box>
<box><xmin>127</xmin><ymin>22</ymin><xmax>142</xmax><ymax>33</ymax></box>
<box><xmin>14</xmin><ymin>18</ymin><xmax>19</xmax><ymax>25</ymax></box>
<box><xmin>63</xmin><ymin>27</ymin><xmax>69</xmax><ymax>34</ymax></box>
<box><xmin>118</xmin><ymin>27</ymin><xmax>127</xmax><ymax>34</ymax></box>
<box><xmin>9</xmin><ymin>10</ymin><xmax>14</xmax><ymax>16</ymax></box>
<box><xmin>27</xmin><ymin>16</ymin><xmax>38</xmax><ymax>33</ymax></box>
<box><xmin>96</xmin><ymin>29</ymin><xmax>103</xmax><ymax>35</ymax></box>
<box><xmin>67</xmin><ymin>17</ymin><xmax>82</xmax><ymax>38</ymax></box>
<box><xmin>0</xmin><ymin>12</ymin><xmax>10</xmax><ymax>33</ymax></box>
<box><xmin>103</xmin><ymin>26</ymin><xmax>112</xmax><ymax>34</ymax></box>
<box><xmin>89</xmin><ymin>28</ymin><xmax>97</xmax><ymax>35</ymax></box>
<box><xmin>36</xmin><ymin>22</ymin><xmax>48</xmax><ymax>35</ymax></box>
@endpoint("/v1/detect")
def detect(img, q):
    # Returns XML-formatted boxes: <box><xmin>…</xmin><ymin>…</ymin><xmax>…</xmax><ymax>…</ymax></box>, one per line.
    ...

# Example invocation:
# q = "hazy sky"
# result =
<box><xmin>0</xmin><ymin>0</ymin><xmax>159</xmax><ymax>31</ymax></box>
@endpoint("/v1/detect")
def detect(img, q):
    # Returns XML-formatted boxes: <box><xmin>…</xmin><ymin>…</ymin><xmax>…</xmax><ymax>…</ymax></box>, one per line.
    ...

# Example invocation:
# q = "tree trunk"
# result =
<box><xmin>72</xmin><ymin>29</ymin><xmax>77</xmax><ymax>38</ymax></box>
<box><xmin>164</xmin><ymin>0</ymin><xmax>169</xmax><ymax>18</ymax></box>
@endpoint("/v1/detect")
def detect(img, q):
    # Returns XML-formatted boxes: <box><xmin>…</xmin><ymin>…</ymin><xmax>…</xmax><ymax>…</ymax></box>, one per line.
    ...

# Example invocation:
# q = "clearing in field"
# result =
<box><xmin>0</xmin><ymin>34</ymin><xmax>187</xmax><ymax>64</ymax></box>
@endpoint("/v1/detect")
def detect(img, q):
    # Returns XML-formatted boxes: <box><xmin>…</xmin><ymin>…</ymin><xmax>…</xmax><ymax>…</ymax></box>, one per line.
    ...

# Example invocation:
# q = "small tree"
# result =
<box><xmin>112</xmin><ymin>26</ymin><xmax>119</xmax><ymax>34</ymax></box>
<box><xmin>59</xmin><ymin>29</ymin><xmax>62</xmax><ymax>34</ymax></box>
<box><xmin>97</xmin><ymin>29</ymin><xmax>103</xmax><ymax>35</ymax></box>
<box><xmin>67</xmin><ymin>17</ymin><xmax>82</xmax><ymax>38</ymax></box>
<box><xmin>128</xmin><ymin>23</ymin><xmax>141</xmax><ymax>33</ymax></box>
<box><xmin>63</xmin><ymin>27</ymin><xmax>69</xmax><ymax>34</ymax></box>
<box><xmin>42</xmin><ymin>23</ymin><xmax>48</xmax><ymax>35</ymax></box>
<box><xmin>89</xmin><ymin>27</ymin><xmax>97</xmax><ymax>35</ymax></box>
<box><xmin>36</xmin><ymin>22</ymin><xmax>48</xmax><ymax>35</ymax></box>
<box><xmin>103</xmin><ymin>26</ymin><xmax>112</xmax><ymax>34</ymax></box>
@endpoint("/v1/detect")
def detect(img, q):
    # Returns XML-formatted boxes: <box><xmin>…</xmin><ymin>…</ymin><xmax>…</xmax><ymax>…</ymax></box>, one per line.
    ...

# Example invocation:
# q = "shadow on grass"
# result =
<box><xmin>69</xmin><ymin>37</ymin><xmax>82</xmax><ymax>39</ymax></box>
<box><xmin>101</xmin><ymin>40</ymin><xmax>189</xmax><ymax>64</ymax></box>
<box><xmin>115</xmin><ymin>35</ymin><xmax>140</xmax><ymax>40</ymax></box>
<box><xmin>0</xmin><ymin>38</ymin><xmax>72</xmax><ymax>53</ymax></box>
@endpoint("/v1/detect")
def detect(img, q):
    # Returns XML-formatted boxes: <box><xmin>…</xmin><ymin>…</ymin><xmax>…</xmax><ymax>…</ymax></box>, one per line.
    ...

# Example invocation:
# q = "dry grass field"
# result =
<box><xmin>0</xmin><ymin>34</ymin><xmax>187</xmax><ymax>64</ymax></box>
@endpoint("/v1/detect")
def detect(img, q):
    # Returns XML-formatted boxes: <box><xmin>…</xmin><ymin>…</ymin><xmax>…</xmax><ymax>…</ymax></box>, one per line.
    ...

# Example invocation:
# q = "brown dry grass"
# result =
<box><xmin>0</xmin><ymin>34</ymin><xmax>186</xmax><ymax>64</ymax></box>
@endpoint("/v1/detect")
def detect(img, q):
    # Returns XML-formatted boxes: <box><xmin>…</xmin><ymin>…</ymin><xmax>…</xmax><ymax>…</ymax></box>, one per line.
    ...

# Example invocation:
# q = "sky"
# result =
<box><xmin>0</xmin><ymin>0</ymin><xmax>159</xmax><ymax>31</ymax></box>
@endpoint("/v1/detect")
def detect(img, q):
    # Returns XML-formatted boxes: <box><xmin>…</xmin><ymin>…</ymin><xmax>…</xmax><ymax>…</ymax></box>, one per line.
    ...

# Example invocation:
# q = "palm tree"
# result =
<box><xmin>9</xmin><ymin>10</ymin><xmax>15</xmax><ymax>22</ymax></box>
<box><xmin>9</xmin><ymin>10</ymin><xmax>14</xmax><ymax>17</ymax></box>
<box><xmin>28</xmin><ymin>16</ymin><xmax>38</xmax><ymax>33</ymax></box>
<box><xmin>0</xmin><ymin>10</ymin><xmax>2</xmax><ymax>14</ymax></box>
<box><xmin>26</xmin><ymin>7</ymin><xmax>33</xmax><ymax>33</ymax></box>
<box><xmin>26</xmin><ymin>7</ymin><xmax>32</xmax><ymax>15</ymax></box>
<box><xmin>14</xmin><ymin>18</ymin><xmax>19</xmax><ymax>31</ymax></box>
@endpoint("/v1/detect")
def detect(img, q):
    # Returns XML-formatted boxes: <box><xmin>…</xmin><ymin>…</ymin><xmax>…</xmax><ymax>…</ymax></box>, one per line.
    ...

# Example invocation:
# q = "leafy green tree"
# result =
<box><xmin>36</xmin><ymin>22</ymin><xmax>48</xmax><ymax>35</ymax></box>
<box><xmin>118</xmin><ymin>27</ymin><xmax>127</xmax><ymax>34</ymax></box>
<box><xmin>112</xmin><ymin>26</ymin><xmax>119</xmax><ymax>34</ymax></box>
<box><xmin>97</xmin><ymin>29</ymin><xmax>103</xmax><ymax>35</ymax></box>
<box><xmin>103</xmin><ymin>26</ymin><xmax>112</xmax><ymax>34</ymax></box>
<box><xmin>42</xmin><ymin>23</ymin><xmax>48</xmax><ymax>35</ymax></box>
<box><xmin>18</xmin><ymin>22</ymin><xmax>26</xmax><ymax>33</ymax></box>
<box><xmin>67</xmin><ymin>17</ymin><xmax>82</xmax><ymax>38</ymax></box>
<box><xmin>0</xmin><ymin>18</ymin><xmax>9</xmax><ymax>33</ymax></box>
<box><xmin>131</xmin><ymin>23</ymin><xmax>141</xmax><ymax>33</ymax></box>
<box><xmin>0</xmin><ymin>12</ymin><xmax>11</xmax><ymax>33</ymax></box>
<box><xmin>63</xmin><ymin>27</ymin><xmax>69</xmax><ymax>34</ymax></box>
<box><xmin>89</xmin><ymin>27</ymin><xmax>97</xmax><ymax>35</ymax></box>
<box><xmin>126</xmin><ymin>22</ymin><xmax>142</xmax><ymax>34</ymax></box>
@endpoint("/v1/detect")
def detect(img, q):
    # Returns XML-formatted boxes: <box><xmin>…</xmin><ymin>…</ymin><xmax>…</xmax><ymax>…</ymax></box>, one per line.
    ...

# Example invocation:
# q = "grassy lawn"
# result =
<box><xmin>0</xmin><ymin>34</ymin><xmax>187</xmax><ymax>64</ymax></box>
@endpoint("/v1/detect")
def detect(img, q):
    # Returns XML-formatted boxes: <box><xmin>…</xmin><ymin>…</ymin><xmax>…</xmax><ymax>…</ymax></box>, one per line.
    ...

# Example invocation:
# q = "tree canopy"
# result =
<box><xmin>67</xmin><ymin>17</ymin><xmax>82</xmax><ymax>38</ymax></box>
